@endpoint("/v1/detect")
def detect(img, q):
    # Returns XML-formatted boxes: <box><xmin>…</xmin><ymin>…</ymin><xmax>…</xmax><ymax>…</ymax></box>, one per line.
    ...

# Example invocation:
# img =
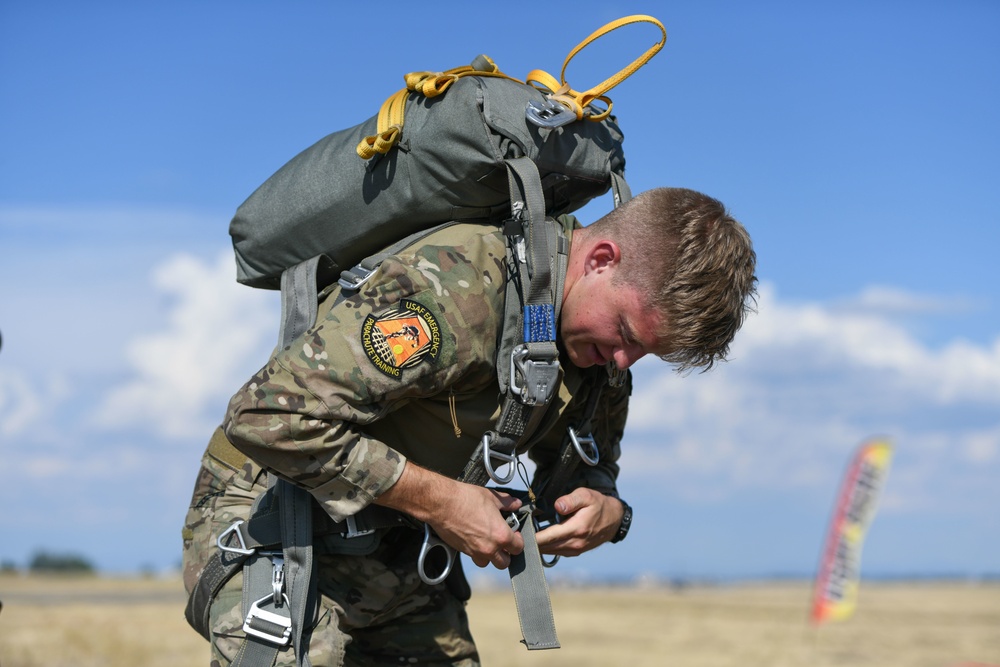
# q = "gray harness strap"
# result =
<box><xmin>462</xmin><ymin>158</ymin><xmax>568</xmax><ymax>488</ymax></box>
<box><xmin>229</xmin><ymin>260</ymin><xmax>326</xmax><ymax>667</ymax></box>
<box><xmin>185</xmin><ymin>492</ymin><xmax>283</xmax><ymax>641</ymax></box>
<box><xmin>275</xmin><ymin>477</ymin><xmax>316</xmax><ymax>666</ymax></box>
<box><xmin>471</xmin><ymin>157</ymin><xmax>563</xmax><ymax>649</ymax></box>
<box><xmin>509</xmin><ymin>505</ymin><xmax>560</xmax><ymax>650</ymax></box>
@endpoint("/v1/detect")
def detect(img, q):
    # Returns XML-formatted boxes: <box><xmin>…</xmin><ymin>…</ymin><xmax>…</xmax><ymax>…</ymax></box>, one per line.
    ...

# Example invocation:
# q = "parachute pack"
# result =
<box><xmin>187</xmin><ymin>15</ymin><xmax>666</xmax><ymax>664</ymax></box>
<box><xmin>230</xmin><ymin>16</ymin><xmax>666</xmax><ymax>291</ymax></box>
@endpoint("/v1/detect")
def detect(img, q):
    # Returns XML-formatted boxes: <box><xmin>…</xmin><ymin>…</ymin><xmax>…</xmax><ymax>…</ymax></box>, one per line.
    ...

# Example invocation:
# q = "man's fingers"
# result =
<box><xmin>490</xmin><ymin>489</ymin><xmax>523</xmax><ymax>512</ymax></box>
<box><xmin>466</xmin><ymin>515</ymin><xmax>525</xmax><ymax>569</ymax></box>
<box><xmin>555</xmin><ymin>488</ymin><xmax>606</xmax><ymax>516</ymax></box>
<box><xmin>534</xmin><ymin>521</ymin><xmax>573</xmax><ymax>550</ymax></box>
<box><xmin>491</xmin><ymin>550</ymin><xmax>511</xmax><ymax>569</ymax></box>
<box><xmin>555</xmin><ymin>490</ymin><xmax>584</xmax><ymax>515</ymax></box>
<box><xmin>506</xmin><ymin>529</ymin><xmax>525</xmax><ymax>555</ymax></box>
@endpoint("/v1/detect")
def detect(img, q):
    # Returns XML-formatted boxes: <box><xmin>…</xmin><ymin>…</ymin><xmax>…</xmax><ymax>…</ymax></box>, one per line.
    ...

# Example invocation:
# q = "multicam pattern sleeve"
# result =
<box><xmin>224</xmin><ymin>224</ymin><xmax>508</xmax><ymax>522</ymax></box>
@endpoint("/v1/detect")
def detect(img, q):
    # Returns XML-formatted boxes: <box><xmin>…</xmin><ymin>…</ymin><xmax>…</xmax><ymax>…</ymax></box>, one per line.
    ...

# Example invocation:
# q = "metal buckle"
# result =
<box><xmin>481</xmin><ymin>433</ymin><xmax>516</xmax><ymax>485</ymax></box>
<box><xmin>263</xmin><ymin>551</ymin><xmax>285</xmax><ymax>605</ymax></box>
<box><xmin>567</xmin><ymin>426</ymin><xmax>600</xmax><ymax>467</ymax></box>
<box><xmin>606</xmin><ymin>360</ymin><xmax>628</xmax><ymax>388</ymax></box>
<box><xmin>525</xmin><ymin>98</ymin><xmax>576</xmax><ymax>128</ymax></box>
<box><xmin>510</xmin><ymin>345</ymin><xmax>559</xmax><ymax>406</ymax></box>
<box><xmin>337</xmin><ymin>265</ymin><xmax>375</xmax><ymax>291</ymax></box>
<box><xmin>216</xmin><ymin>520</ymin><xmax>255</xmax><ymax>556</ymax></box>
<box><xmin>343</xmin><ymin>514</ymin><xmax>375</xmax><ymax>539</ymax></box>
<box><xmin>243</xmin><ymin>594</ymin><xmax>292</xmax><ymax>646</ymax></box>
<box><xmin>417</xmin><ymin>523</ymin><xmax>456</xmax><ymax>586</ymax></box>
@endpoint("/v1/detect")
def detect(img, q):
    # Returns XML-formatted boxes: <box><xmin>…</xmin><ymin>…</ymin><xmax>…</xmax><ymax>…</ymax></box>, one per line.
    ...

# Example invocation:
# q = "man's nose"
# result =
<box><xmin>612</xmin><ymin>345</ymin><xmax>645</xmax><ymax>371</ymax></box>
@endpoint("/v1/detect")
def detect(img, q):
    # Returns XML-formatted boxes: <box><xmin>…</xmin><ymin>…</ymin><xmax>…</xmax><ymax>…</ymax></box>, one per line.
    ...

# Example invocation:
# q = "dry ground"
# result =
<box><xmin>0</xmin><ymin>574</ymin><xmax>996</xmax><ymax>666</ymax></box>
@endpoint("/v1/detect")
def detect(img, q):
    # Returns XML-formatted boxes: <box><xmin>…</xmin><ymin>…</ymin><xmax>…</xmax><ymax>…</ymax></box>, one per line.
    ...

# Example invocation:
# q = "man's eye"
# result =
<box><xmin>619</xmin><ymin>322</ymin><xmax>633</xmax><ymax>344</ymax></box>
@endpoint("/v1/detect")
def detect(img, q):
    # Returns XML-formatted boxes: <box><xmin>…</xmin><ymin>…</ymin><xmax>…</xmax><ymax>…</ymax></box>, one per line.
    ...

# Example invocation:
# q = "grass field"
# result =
<box><xmin>0</xmin><ymin>574</ymin><xmax>996</xmax><ymax>666</ymax></box>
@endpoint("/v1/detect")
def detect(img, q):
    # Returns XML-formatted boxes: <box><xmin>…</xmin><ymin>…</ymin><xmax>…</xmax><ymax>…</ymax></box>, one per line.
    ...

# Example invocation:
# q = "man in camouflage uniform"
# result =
<box><xmin>183</xmin><ymin>187</ymin><xmax>757</xmax><ymax>666</ymax></box>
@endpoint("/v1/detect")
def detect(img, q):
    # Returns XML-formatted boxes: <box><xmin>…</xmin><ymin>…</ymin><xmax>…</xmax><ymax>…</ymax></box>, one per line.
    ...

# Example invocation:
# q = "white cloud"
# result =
<box><xmin>622</xmin><ymin>283</ymin><xmax>1000</xmax><ymax>511</ymax></box>
<box><xmin>962</xmin><ymin>428</ymin><xmax>1000</xmax><ymax>464</ymax></box>
<box><xmin>0</xmin><ymin>370</ymin><xmax>43</xmax><ymax>437</ymax></box>
<box><xmin>836</xmin><ymin>285</ymin><xmax>979</xmax><ymax>316</ymax></box>
<box><xmin>93</xmin><ymin>251</ymin><xmax>278</xmax><ymax>439</ymax></box>
<box><xmin>0</xmin><ymin>370</ymin><xmax>71</xmax><ymax>438</ymax></box>
<box><xmin>73</xmin><ymin>268</ymin><xmax>1000</xmax><ymax>518</ymax></box>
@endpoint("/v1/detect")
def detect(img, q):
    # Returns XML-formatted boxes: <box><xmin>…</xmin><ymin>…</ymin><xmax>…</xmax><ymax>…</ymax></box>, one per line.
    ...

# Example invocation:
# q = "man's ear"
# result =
<box><xmin>584</xmin><ymin>239</ymin><xmax>623</xmax><ymax>274</ymax></box>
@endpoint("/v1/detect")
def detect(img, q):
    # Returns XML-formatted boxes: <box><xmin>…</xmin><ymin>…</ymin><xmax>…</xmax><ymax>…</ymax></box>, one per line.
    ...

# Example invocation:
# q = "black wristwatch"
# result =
<box><xmin>610</xmin><ymin>498</ymin><xmax>632</xmax><ymax>544</ymax></box>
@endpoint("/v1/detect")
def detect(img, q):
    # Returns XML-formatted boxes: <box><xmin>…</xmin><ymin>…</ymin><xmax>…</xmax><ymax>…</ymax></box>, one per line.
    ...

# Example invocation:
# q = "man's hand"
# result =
<box><xmin>534</xmin><ymin>487</ymin><xmax>624</xmax><ymax>557</ymax></box>
<box><xmin>375</xmin><ymin>462</ymin><xmax>525</xmax><ymax>570</ymax></box>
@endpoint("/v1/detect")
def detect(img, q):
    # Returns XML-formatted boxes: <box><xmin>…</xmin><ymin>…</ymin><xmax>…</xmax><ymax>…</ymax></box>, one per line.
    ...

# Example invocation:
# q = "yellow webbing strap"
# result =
<box><xmin>527</xmin><ymin>14</ymin><xmax>667</xmax><ymax>122</ymax></box>
<box><xmin>356</xmin><ymin>15</ymin><xmax>666</xmax><ymax>159</ymax></box>
<box><xmin>357</xmin><ymin>56</ymin><xmax>523</xmax><ymax>159</ymax></box>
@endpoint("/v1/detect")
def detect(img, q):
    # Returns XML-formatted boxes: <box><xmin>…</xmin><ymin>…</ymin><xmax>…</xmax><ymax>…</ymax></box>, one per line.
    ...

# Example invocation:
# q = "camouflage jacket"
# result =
<box><xmin>223</xmin><ymin>217</ymin><xmax>629</xmax><ymax>523</ymax></box>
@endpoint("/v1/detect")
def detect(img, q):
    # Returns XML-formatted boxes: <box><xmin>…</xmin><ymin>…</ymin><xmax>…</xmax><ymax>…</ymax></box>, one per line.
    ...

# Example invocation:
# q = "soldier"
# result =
<box><xmin>182</xmin><ymin>187</ymin><xmax>757</xmax><ymax>666</ymax></box>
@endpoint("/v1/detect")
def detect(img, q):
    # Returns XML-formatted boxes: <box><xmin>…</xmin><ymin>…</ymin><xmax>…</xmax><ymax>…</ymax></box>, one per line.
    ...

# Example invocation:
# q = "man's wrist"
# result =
<box><xmin>375</xmin><ymin>462</ymin><xmax>451</xmax><ymax>524</ymax></box>
<box><xmin>608</xmin><ymin>496</ymin><xmax>632</xmax><ymax>544</ymax></box>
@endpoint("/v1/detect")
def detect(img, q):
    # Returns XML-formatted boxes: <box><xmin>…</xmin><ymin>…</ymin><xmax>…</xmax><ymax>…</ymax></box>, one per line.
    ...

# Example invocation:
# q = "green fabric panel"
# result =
<box><xmin>230</xmin><ymin>73</ymin><xmax>625</xmax><ymax>290</ymax></box>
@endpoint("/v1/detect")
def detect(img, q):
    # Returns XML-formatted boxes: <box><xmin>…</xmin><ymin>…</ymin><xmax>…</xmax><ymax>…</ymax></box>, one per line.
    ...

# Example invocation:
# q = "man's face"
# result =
<box><xmin>559</xmin><ymin>262</ymin><xmax>664</xmax><ymax>370</ymax></box>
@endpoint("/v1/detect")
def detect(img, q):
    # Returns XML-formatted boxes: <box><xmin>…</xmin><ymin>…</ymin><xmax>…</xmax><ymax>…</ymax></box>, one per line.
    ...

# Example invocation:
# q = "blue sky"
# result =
<box><xmin>1</xmin><ymin>1</ymin><xmax>998</xmax><ymax>580</ymax></box>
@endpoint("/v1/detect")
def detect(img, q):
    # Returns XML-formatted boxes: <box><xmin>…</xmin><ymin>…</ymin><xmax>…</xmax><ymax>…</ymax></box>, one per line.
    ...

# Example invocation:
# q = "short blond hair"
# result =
<box><xmin>586</xmin><ymin>187</ymin><xmax>757</xmax><ymax>371</ymax></box>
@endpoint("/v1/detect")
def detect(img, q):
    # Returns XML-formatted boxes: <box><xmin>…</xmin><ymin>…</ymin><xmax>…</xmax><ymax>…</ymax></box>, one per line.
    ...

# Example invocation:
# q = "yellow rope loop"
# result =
<box><xmin>525</xmin><ymin>16</ymin><xmax>663</xmax><ymax>122</ymax></box>
<box><xmin>357</xmin><ymin>85</ymin><xmax>410</xmax><ymax>158</ymax></box>
<box><xmin>549</xmin><ymin>83</ymin><xmax>586</xmax><ymax>121</ymax></box>
<box><xmin>584</xmin><ymin>95</ymin><xmax>614</xmax><ymax>121</ymax></box>
<box><xmin>356</xmin><ymin>124</ymin><xmax>402</xmax><ymax>159</ymax></box>
<box><xmin>372</xmin><ymin>125</ymin><xmax>401</xmax><ymax>153</ymax></box>
<box><xmin>526</xmin><ymin>71</ymin><xmax>587</xmax><ymax>120</ymax></box>
<box><xmin>356</xmin><ymin>135</ymin><xmax>378</xmax><ymax>160</ymax></box>
<box><xmin>424</xmin><ymin>73</ymin><xmax>460</xmax><ymax>97</ymax></box>
<box><xmin>404</xmin><ymin>70</ymin><xmax>436</xmax><ymax>89</ymax></box>
<box><xmin>525</xmin><ymin>68</ymin><xmax>563</xmax><ymax>94</ymax></box>
<box><xmin>356</xmin><ymin>56</ymin><xmax>522</xmax><ymax>160</ymax></box>
<box><xmin>405</xmin><ymin>71</ymin><xmax>461</xmax><ymax>97</ymax></box>
<box><xmin>564</xmin><ymin>15</ymin><xmax>666</xmax><ymax>111</ymax></box>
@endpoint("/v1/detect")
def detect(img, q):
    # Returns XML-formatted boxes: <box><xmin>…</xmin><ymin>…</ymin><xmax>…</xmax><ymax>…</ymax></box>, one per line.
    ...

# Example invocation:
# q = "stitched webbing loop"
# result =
<box><xmin>357</xmin><ymin>55</ymin><xmax>522</xmax><ymax>159</ymax></box>
<box><xmin>357</xmin><ymin>15</ymin><xmax>665</xmax><ymax>158</ymax></box>
<box><xmin>526</xmin><ymin>14</ymin><xmax>666</xmax><ymax>122</ymax></box>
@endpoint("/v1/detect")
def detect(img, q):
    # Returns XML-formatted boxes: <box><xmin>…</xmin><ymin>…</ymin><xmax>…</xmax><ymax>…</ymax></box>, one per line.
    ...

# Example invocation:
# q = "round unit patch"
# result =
<box><xmin>361</xmin><ymin>298</ymin><xmax>442</xmax><ymax>378</ymax></box>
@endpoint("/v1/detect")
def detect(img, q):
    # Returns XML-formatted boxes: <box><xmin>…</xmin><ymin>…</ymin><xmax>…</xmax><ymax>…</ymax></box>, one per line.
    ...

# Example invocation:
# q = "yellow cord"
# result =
<box><xmin>357</xmin><ymin>57</ymin><xmax>521</xmax><ymax>159</ymax></box>
<box><xmin>448</xmin><ymin>391</ymin><xmax>462</xmax><ymax>438</ymax></box>
<box><xmin>357</xmin><ymin>15</ymin><xmax>666</xmax><ymax>159</ymax></box>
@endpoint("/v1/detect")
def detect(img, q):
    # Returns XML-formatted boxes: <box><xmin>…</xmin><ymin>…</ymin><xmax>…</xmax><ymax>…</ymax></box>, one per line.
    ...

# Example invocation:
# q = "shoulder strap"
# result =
<box><xmin>459</xmin><ymin>157</ymin><xmax>569</xmax><ymax>488</ymax></box>
<box><xmin>230</xmin><ymin>267</ymin><xmax>325</xmax><ymax>667</ymax></box>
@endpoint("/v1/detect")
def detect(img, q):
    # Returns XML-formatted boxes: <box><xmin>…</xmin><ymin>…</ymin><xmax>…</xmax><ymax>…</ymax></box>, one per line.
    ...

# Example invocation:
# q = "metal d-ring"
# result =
<box><xmin>482</xmin><ymin>433</ymin><xmax>516</xmax><ymax>484</ymax></box>
<box><xmin>568</xmin><ymin>426</ymin><xmax>600</xmax><ymax>466</ymax></box>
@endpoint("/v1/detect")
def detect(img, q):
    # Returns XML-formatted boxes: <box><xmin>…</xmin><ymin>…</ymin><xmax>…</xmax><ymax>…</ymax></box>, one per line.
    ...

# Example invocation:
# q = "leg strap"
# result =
<box><xmin>509</xmin><ymin>505</ymin><xmax>560</xmax><ymax>650</ymax></box>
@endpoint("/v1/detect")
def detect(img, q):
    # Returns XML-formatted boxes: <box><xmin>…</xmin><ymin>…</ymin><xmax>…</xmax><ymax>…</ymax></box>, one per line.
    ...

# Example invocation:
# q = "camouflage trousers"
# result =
<box><xmin>182</xmin><ymin>440</ymin><xmax>480</xmax><ymax>667</ymax></box>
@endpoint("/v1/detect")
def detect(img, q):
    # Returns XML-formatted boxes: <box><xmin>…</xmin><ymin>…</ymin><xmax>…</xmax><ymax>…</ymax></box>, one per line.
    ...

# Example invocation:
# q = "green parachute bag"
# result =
<box><xmin>229</xmin><ymin>15</ymin><xmax>666</xmax><ymax>290</ymax></box>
